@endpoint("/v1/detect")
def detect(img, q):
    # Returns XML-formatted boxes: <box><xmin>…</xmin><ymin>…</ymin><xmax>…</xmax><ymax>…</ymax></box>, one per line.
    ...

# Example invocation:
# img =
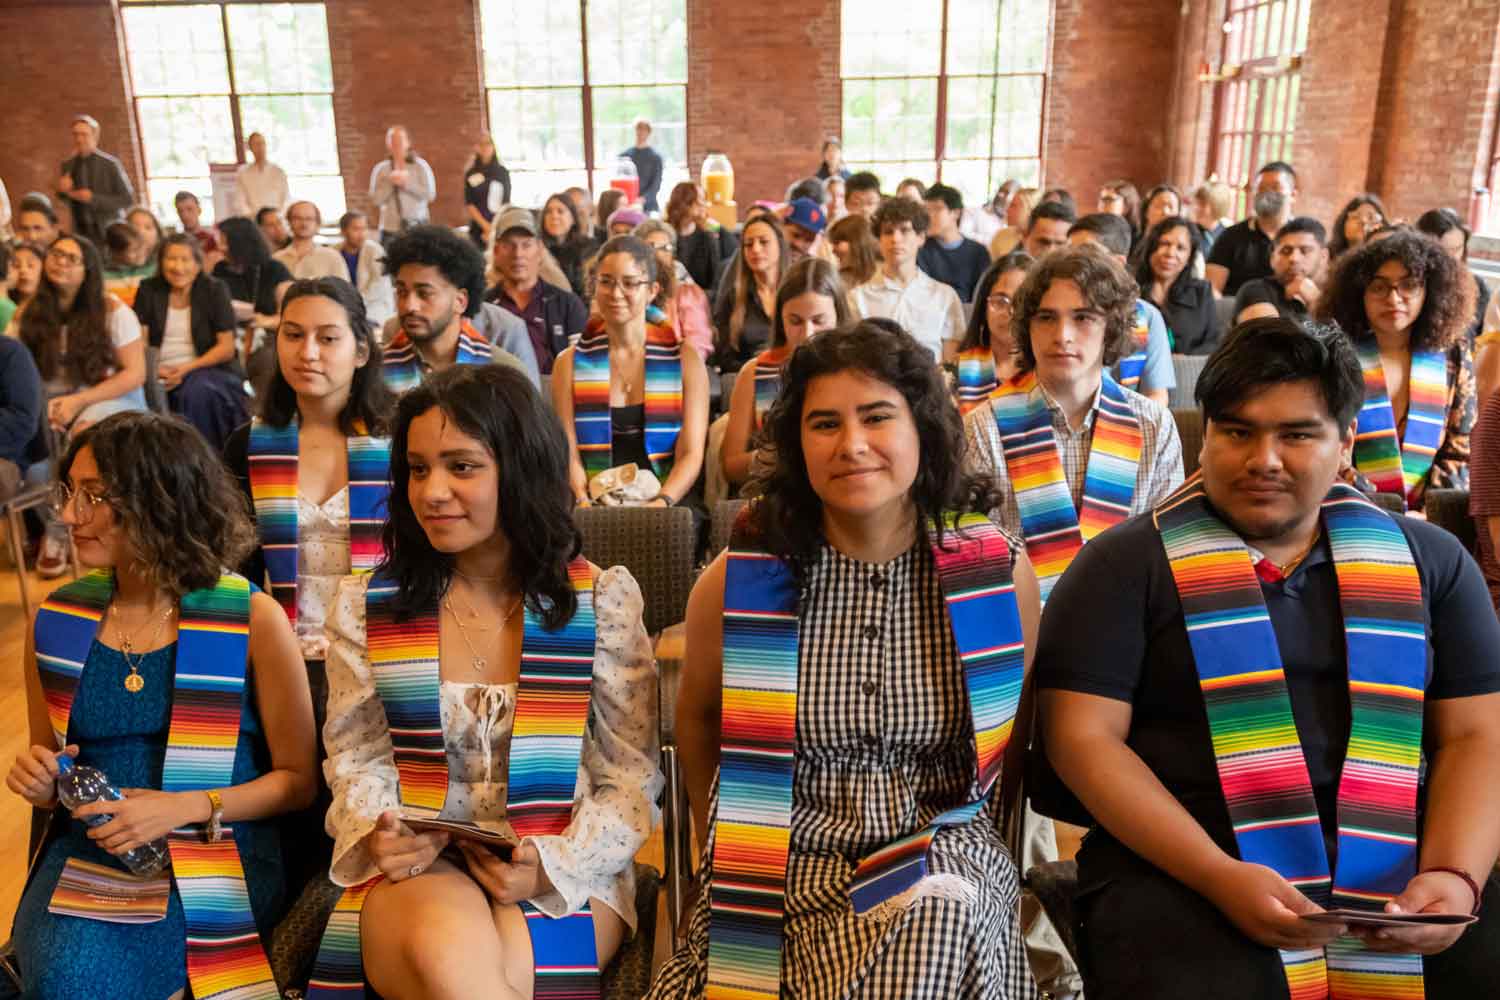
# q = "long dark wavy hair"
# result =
<box><xmin>259</xmin><ymin>278</ymin><xmax>395</xmax><ymax>435</ymax></box>
<box><xmin>1314</xmin><ymin>230</ymin><xmax>1473</xmax><ymax>353</ymax></box>
<box><xmin>1327</xmin><ymin>193</ymin><xmax>1388</xmax><ymax>259</ymax></box>
<box><xmin>61</xmin><ymin>411</ymin><xmax>256</xmax><ymax>596</ymax></box>
<box><xmin>378</xmin><ymin>364</ymin><xmax>582</xmax><ymax>629</ymax></box>
<box><xmin>1134</xmin><ymin>217</ymin><xmax>1203</xmax><ymax>306</ymax></box>
<box><xmin>19</xmin><ymin>234</ymin><xmax>113</xmax><ymax>385</ymax></box>
<box><xmin>745</xmin><ymin>321</ymin><xmax>1001</xmax><ymax>583</ymax></box>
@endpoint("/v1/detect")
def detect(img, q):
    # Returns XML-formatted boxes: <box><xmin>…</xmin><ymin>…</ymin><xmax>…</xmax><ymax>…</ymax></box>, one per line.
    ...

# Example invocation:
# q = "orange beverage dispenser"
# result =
<box><xmin>702</xmin><ymin>152</ymin><xmax>736</xmax><ymax>229</ymax></box>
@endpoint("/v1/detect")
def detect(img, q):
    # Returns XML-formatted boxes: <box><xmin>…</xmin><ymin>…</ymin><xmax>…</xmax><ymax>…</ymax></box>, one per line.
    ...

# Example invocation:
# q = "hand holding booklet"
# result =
<box><xmin>1301</xmin><ymin>908</ymin><xmax>1477</xmax><ymax>928</ymax></box>
<box><xmin>402</xmin><ymin>817</ymin><xmax>516</xmax><ymax>861</ymax></box>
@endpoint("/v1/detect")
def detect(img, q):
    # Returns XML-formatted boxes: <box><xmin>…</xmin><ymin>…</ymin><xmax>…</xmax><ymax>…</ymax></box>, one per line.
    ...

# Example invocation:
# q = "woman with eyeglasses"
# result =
<box><xmin>5</xmin><ymin>411</ymin><xmax>314</xmax><ymax>1000</ymax></box>
<box><xmin>1316</xmin><ymin>230</ymin><xmax>1477</xmax><ymax>509</ymax></box>
<box><xmin>953</xmin><ymin>251</ymin><xmax>1033</xmax><ymax>416</ymax></box>
<box><xmin>551</xmin><ymin>235</ymin><xmax>708</xmax><ymax>507</ymax></box>
<box><xmin>15</xmin><ymin>233</ymin><xmax>149</xmax><ymax>577</ymax></box>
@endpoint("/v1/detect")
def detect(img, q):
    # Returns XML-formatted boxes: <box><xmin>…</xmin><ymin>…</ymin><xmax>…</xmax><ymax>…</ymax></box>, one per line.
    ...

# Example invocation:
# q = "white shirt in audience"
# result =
<box><xmin>159</xmin><ymin>305</ymin><xmax>196</xmax><ymax>369</ymax></box>
<box><xmin>234</xmin><ymin>160</ymin><xmax>290</xmax><ymax>216</ymax></box>
<box><xmin>849</xmin><ymin>268</ymin><xmax>965</xmax><ymax>361</ymax></box>
<box><xmin>274</xmin><ymin>243</ymin><xmax>349</xmax><ymax>281</ymax></box>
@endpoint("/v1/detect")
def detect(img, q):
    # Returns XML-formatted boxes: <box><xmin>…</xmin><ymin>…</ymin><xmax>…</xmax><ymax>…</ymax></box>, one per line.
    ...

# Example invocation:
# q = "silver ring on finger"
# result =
<box><xmin>408</xmin><ymin>863</ymin><xmax>423</xmax><ymax>878</ymax></box>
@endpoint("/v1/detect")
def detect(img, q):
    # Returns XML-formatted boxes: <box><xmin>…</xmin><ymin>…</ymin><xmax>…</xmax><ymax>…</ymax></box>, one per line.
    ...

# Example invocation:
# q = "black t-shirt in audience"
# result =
<box><xmin>1233</xmin><ymin>276</ymin><xmax>1309</xmax><ymax>325</ymax></box>
<box><xmin>213</xmin><ymin>258</ymin><xmax>294</xmax><ymax>316</ymax></box>
<box><xmin>1034</xmin><ymin>509</ymin><xmax>1500</xmax><ymax>884</ymax></box>
<box><xmin>1206</xmin><ymin>218</ymin><xmax>1274</xmax><ymax>295</ymax></box>
<box><xmin>917</xmin><ymin>236</ymin><xmax>992</xmax><ymax>303</ymax></box>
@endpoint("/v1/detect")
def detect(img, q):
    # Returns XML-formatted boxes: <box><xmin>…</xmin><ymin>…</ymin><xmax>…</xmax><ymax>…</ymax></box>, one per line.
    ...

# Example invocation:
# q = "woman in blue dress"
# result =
<box><xmin>5</xmin><ymin>411</ymin><xmax>316</xmax><ymax>1000</ymax></box>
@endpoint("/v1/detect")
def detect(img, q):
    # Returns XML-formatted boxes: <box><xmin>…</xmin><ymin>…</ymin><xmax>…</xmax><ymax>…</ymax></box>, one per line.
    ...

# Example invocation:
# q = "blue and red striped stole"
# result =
<box><xmin>35</xmin><ymin>571</ymin><xmax>280</xmax><ymax>1000</ymax></box>
<box><xmin>247</xmin><ymin>419</ymin><xmax>391</xmax><ymax>628</ymax></box>
<box><xmin>307</xmin><ymin>558</ymin><xmax>601</xmax><ymax>999</ymax></box>
<box><xmin>706</xmin><ymin>511</ymin><xmax>1025</xmax><ymax>997</ymax></box>
<box><xmin>991</xmin><ymin>370</ymin><xmax>1142</xmax><ymax>601</ymax></box>
<box><xmin>572</xmin><ymin>317</ymin><xmax>684</xmax><ymax>482</ymax></box>
<box><xmin>956</xmin><ymin>345</ymin><xmax>998</xmax><ymax>417</ymax></box>
<box><xmin>1115</xmin><ymin>300</ymin><xmax>1151</xmax><ymax>390</ymax></box>
<box><xmin>751</xmin><ymin>346</ymin><xmax>791</xmax><ymax>430</ymax></box>
<box><xmin>1157</xmin><ymin>479</ymin><xmax>1427</xmax><ymax>998</ymax></box>
<box><xmin>381</xmin><ymin>319</ymin><xmax>493</xmax><ymax>394</ymax></box>
<box><xmin>1352</xmin><ymin>341</ymin><xmax>1449</xmax><ymax>510</ymax></box>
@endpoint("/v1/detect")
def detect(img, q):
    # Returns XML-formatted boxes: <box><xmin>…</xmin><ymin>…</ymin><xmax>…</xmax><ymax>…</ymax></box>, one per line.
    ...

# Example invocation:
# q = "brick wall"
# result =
<box><xmin>324</xmin><ymin>0</ymin><xmax>485</xmax><ymax>225</ymax></box>
<box><xmin>1045</xmin><ymin>0</ymin><xmax>1183</xmax><ymax>203</ymax></box>
<box><xmin>0</xmin><ymin>0</ymin><xmax>144</xmax><ymax>230</ymax></box>
<box><xmin>685</xmin><ymin>0</ymin><xmax>841</xmax><ymax>209</ymax></box>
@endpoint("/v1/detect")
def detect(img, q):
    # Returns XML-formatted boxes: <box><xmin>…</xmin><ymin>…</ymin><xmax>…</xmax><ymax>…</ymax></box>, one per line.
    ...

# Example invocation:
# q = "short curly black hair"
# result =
<box><xmin>745</xmin><ymin>321</ymin><xmax>1000</xmax><ymax>583</ymax></box>
<box><xmin>1011</xmin><ymin>243</ymin><xmax>1140</xmax><ymax>373</ymax></box>
<box><xmin>1314</xmin><ymin>230</ymin><xmax>1474</xmax><ymax>353</ymax></box>
<box><xmin>383</xmin><ymin>223</ymin><xmax>485</xmax><ymax>318</ymax></box>
<box><xmin>871</xmin><ymin>195</ymin><xmax>929</xmax><ymax>238</ymax></box>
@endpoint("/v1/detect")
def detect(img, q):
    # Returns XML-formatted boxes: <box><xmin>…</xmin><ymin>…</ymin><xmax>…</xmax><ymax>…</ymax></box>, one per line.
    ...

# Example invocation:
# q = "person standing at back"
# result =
<box><xmin>369</xmin><ymin>126</ymin><xmax>436</xmax><ymax>245</ymax></box>
<box><xmin>462</xmin><ymin>133</ymin><xmax>511</xmax><ymax>249</ymax></box>
<box><xmin>621</xmin><ymin>118</ymin><xmax>664</xmax><ymax>214</ymax></box>
<box><xmin>1206</xmin><ymin>161</ymin><xmax>1297</xmax><ymax>297</ymax></box>
<box><xmin>918</xmin><ymin>183</ymin><xmax>992</xmax><ymax>303</ymax></box>
<box><xmin>233</xmin><ymin>132</ymin><xmax>289</xmax><ymax>217</ymax></box>
<box><xmin>57</xmin><ymin>114</ymin><xmax>134</xmax><ymax>245</ymax></box>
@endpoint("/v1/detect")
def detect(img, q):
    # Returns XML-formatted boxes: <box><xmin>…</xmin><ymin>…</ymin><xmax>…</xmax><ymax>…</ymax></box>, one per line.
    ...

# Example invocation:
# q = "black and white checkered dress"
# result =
<box><xmin>648</xmin><ymin>542</ymin><xmax>1038</xmax><ymax>999</ymax></box>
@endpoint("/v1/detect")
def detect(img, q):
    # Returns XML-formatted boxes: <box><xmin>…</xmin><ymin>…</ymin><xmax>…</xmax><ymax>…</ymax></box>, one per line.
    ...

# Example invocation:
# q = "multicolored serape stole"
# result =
<box><xmin>752</xmin><ymin>346</ymin><xmax>791</xmax><ymax>430</ymax></box>
<box><xmin>247</xmin><ymin>419</ymin><xmax>391</xmax><ymax>627</ymax></box>
<box><xmin>992</xmin><ymin>370</ymin><xmax>1143</xmax><ymax>600</ymax></box>
<box><xmin>34</xmin><ymin>571</ymin><xmax>280</xmax><ymax>1000</ymax></box>
<box><xmin>1115</xmin><ymin>300</ymin><xmax>1151</xmax><ymax>390</ymax></box>
<box><xmin>1353</xmin><ymin>342</ymin><xmax>1448</xmax><ymax>509</ymax></box>
<box><xmin>572</xmin><ymin>317</ymin><xmax>684</xmax><ymax>481</ymax></box>
<box><xmin>380</xmin><ymin>319</ymin><xmax>493</xmax><ymax>394</ymax></box>
<box><xmin>706</xmin><ymin>511</ymin><xmax>1025</xmax><ymax>998</ymax></box>
<box><xmin>306</xmin><ymin>559</ymin><xmax>601</xmax><ymax>999</ymax></box>
<box><xmin>956</xmin><ymin>345</ymin><xmax>998</xmax><ymax>417</ymax></box>
<box><xmin>1156</xmin><ymin>479</ymin><xmax>1427</xmax><ymax>999</ymax></box>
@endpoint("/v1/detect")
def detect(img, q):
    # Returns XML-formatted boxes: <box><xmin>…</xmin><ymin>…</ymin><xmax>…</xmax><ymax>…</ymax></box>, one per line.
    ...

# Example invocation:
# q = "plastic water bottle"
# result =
<box><xmin>55</xmin><ymin>754</ymin><xmax>171</xmax><ymax>877</ymax></box>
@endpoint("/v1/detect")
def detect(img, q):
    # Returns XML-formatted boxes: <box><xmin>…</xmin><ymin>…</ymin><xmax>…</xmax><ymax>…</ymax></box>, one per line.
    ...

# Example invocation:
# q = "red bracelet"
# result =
<box><xmin>1419</xmin><ymin>866</ymin><xmax>1482</xmax><ymax>915</ymax></box>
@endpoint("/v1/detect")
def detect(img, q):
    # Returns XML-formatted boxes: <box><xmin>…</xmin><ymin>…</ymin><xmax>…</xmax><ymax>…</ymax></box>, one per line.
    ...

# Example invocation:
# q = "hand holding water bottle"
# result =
<box><xmin>5</xmin><ymin>743</ymin><xmax>79</xmax><ymax>808</ymax></box>
<box><xmin>55</xmin><ymin>755</ymin><xmax>171</xmax><ymax>877</ymax></box>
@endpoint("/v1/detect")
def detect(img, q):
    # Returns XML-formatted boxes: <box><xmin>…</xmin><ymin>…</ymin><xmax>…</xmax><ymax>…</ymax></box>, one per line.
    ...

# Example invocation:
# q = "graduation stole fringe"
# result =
<box><xmin>307</xmin><ymin>558</ymin><xmax>601</xmax><ymax>999</ymax></box>
<box><xmin>1156</xmin><ymin>479</ymin><xmax>1426</xmax><ymax>999</ymax></box>
<box><xmin>705</xmin><ymin>510</ymin><xmax>1025</xmax><ymax>998</ymax></box>
<box><xmin>381</xmin><ymin>319</ymin><xmax>493</xmax><ymax>394</ymax></box>
<box><xmin>35</xmin><ymin>571</ymin><xmax>280</xmax><ymax>1000</ymax></box>
<box><xmin>1352</xmin><ymin>341</ymin><xmax>1447</xmax><ymax>510</ymax></box>
<box><xmin>992</xmin><ymin>369</ymin><xmax>1143</xmax><ymax>600</ymax></box>
<box><xmin>247</xmin><ymin>418</ymin><xmax>391</xmax><ymax>627</ymax></box>
<box><xmin>572</xmin><ymin>317</ymin><xmax>684</xmax><ymax>481</ymax></box>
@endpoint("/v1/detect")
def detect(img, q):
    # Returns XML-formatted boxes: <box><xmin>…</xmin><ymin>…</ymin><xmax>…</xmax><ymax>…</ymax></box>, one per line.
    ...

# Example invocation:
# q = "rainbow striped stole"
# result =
<box><xmin>1115</xmin><ymin>300</ymin><xmax>1151</xmax><ymax>390</ymax></box>
<box><xmin>381</xmin><ymin>319</ymin><xmax>493</xmax><ymax>394</ymax></box>
<box><xmin>307</xmin><ymin>560</ymin><xmax>601</xmax><ymax>999</ymax></box>
<box><xmin>247</xmin><ymin>419</ymin><xmax>391</xmax><ymax>627</ymax></box>
<box><xmin>34</xmin><ymin>571</ymin><xmax>280</xmax><ymax>1000</ymax></box>
<box><xmin>707</xmin><ymin>512</ymin><xmax>1025</xmax><ymax>998</ymax></box>
<box><xmin>956</xmin><ymin>345</ymin><xmax>998</xmax><ymax>417</ymax></box>
<box><xmin>752</xmin><ymin>346</ymin><xmax>791</xmax><ymax>429</ymax></box>
<box><xmin>572</xmin><ymin>318</ymin><xmax>684</xmax><ymax>481</ymax></box>
<box><xmin>1353</xmin><ymin>342</ymin><xmax>1448</xmax><ymax>509</ymax></box>
<box><xmin>992</xmin><ymin>370</ymin><xmax>1143</xmax><ymax>601</ymax></box>
<box><xmin>1157</xmin><ymin>480</ymin><xmax>1426</xmax><ymax>998</ymax></box>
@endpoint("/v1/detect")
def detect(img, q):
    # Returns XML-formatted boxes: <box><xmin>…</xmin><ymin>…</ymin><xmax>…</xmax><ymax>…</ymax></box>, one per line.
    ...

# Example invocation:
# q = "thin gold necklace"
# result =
<box><xmin>111</xmin><ymin>601</ymin><xmax>175</xmax><ymax>693</ymax></box>
<box><xmin>443</xmin><ymin>584</ymin><xmax>523</xmax><ymax>673</ymax></box>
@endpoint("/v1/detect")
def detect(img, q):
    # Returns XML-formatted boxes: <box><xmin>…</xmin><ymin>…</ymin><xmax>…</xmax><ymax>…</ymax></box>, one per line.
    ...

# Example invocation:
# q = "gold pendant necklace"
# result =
<box><xmin>113</xmin><ymin>602</ymin><xmax>175</xmax><ymax>693</ymax></box>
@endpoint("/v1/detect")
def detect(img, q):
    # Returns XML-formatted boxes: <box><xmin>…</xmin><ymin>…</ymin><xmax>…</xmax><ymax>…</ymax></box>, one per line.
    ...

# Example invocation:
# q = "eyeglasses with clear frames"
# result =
<box><xmin>49</xmin><ymin>482</ymin><xmax>111</xmax><ymax>523</ymax></box>
<box><xmin>1366</xmin><ymin>277</ymin><xmax>1423</xmax><ymax>300</ymax></box>
<box><xmin>595</xmin><ymin>276</ymin><xmax>649</xmax><ymax>295</ymax></box>
<box><xmin>986</xmin><ymin>293</ymin><xmax>1014</xmax><ymax>313</ymax></box>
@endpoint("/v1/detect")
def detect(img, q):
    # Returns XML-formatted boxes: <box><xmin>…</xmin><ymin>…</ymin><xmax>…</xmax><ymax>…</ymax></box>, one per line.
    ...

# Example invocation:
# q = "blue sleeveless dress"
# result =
<box><xmin>10</xmin><ymin>640</ymin><xmax>285</xmax><ymax>1000</ymax></box>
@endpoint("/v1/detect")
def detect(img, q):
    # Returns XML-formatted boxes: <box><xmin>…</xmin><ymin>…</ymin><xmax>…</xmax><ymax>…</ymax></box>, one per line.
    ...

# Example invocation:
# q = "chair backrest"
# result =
<box><xmin>1171</xmin><ymin>408</ymin><xmax>1203</xmax><ymax>478</ymax></box>
<box><xmin>708</xmin><ymin>498</ymin><xmax>748</xmax><ymax>558</ymax></box>
<box><xmin>1168</xmin><ymin>354</ymin><xmax>1209</xmax><ymax>410</ymax></box>
<box><xmin>1424</xmin><ymin>488</ymin><xmax>1476</xmax><ymax>553</ymax></box>
<box><xmin>574</xmin><ymin>505</ymin><xmax>697</xmax><ymax>635</ymax></box>
<box><xmin>1214</xmin><ymin>294</ymin><xmax>1237</xmax><ymax>336</ymax></box>
<box><xmin>1363</xmin><ymin>490</ymin><xmax>1406</xmax><ymax>515</ymax></box>
<box><xmin>718</xmin><ymin>369</ymin><xmax>738</xmax><ymax>417</ymax></box>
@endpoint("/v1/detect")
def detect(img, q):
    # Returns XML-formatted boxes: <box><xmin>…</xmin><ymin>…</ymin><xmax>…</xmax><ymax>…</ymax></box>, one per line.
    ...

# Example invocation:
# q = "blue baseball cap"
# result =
<box><xmin>785</xmin><ymin>197</ymin><xmax>827</xmax><ymax>234</ymax></box>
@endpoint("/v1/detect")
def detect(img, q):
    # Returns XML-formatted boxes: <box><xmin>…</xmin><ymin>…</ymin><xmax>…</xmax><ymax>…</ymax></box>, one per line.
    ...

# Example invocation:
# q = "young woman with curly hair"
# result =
<box><xmin>1315</xmin><ymin>229</ymin><xmax>1477</xmax><ymax>508</ymax></box>
<box><xmin>312</xmin><ymin>363</ymin><xmax>660</xmax><ymax>997</ymax></box>
<box><xmin>6</xmin><ymin>411</ymin><xmax>314</xmax><ymax>1000</ymax></box>
<box><xmin>654</xmin><ymin>320</ymin><xmax>1042</xmax><ymax>1000</ymax></box>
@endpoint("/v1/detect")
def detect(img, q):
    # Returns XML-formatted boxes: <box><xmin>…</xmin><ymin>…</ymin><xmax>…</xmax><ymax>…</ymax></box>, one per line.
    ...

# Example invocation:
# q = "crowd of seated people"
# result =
<box><xmin>3</xmin><ymin>110</ymin><xmax>1500</xmax><ymax>1000</ymax></box>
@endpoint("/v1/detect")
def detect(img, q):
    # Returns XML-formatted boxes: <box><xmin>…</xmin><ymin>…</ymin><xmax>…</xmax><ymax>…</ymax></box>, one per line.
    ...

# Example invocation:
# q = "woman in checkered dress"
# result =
<box><xmin>649</xmin><ymin>322</ymin><xmax>1041</xmax><ymax>999</ymax></box>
